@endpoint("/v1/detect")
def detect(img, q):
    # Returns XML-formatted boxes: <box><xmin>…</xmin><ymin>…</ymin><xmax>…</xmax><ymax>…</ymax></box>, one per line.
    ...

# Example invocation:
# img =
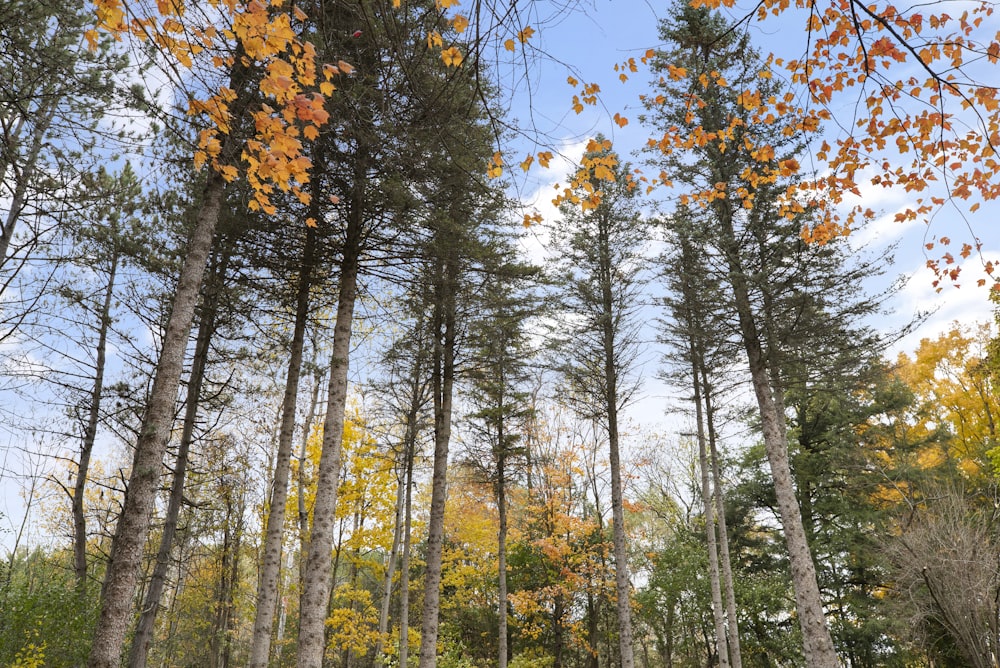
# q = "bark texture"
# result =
<box><xmin>87</xmin><ymin>171</ymin><xmax>225</xmax><ymax>668</ymax></box>
<box><xmin>249</xmin><ymin>225</ymin><xmax>316</xmax><ymax>668</ymax></box>
<box><xmin>128</xmin><ymin>252</ymin><xmax>227</xmax><ymax>668</ymax></box>
<box><xmin>296</xmin><ymin>175</ymin><xmax>364</xmax><ymax>668</ymax></box>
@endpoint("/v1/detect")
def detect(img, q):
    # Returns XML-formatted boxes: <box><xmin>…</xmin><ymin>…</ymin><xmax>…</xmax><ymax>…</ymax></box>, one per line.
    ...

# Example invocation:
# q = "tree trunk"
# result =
<box><xmin>598</xmin><ymin>221</ymin><xmax>636</xmax><ymax>668</ymax></box>
<box><xmin>702</xmin><ymin>368</ymin><xmax>742</xmax><ymax>668</ymax></box>
<box><xmin>296</xmin><ymin>165</ymin><xmax>365</xmax><ymax>668</ymax></box>
<box><xmin>692</xmin><ymin>347</ymin><xmax>730</xmax><ymax>668</ymax></box>
<box><xmin>128</xmin><ymin>251</ymin><xmax>228</xmax><ymax>668</ymax></box>
<box><xmin>74</xmin><ymin>246</ymin><xmax>119</xmax><ymax>589</ymax></box>
<box><xmin>0</xmin><ymin>100</ymin><xmax>54</xmax><ymax>270</ymax></box>
<box><xmin>249</xmin><ymin>224</ymin><xmax>317</xmax><ymax>668</ymax></box>
<box><xmin>716</xmin><ymin>204</ymin><xmax>839</xmax><ymax>667</ymax></box>
<box><xmin>417</xmin><ymin>250</ymin><xmax>458</xmax><ymax>668</ymax></box>
<box><xmin>398</xmin><ymin>438</ymin><xmax>415</xmax><ymax>668</ymax></box>
<box><xmin>298</xmin><ymin>357</ymin><xmax>324</xmax><ymax>589</ymax></box>
<box><xmin>376</xmin><ymin>461</ymin><xmax>405</xmax><ymax>665</ymax></box>
<box><xmin>497</xmin><ymin>452</ymin><xmax>509</xmax><ymax>668</ymax></box>
<box><xmin>87</xmin><ymin>169</ymin><xmax>226</xmax><ymax>668</ymax></box>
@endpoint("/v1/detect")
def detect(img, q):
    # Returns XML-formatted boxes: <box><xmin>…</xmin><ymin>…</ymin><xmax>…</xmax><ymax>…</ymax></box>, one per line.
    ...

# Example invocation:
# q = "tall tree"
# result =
<box><xmin>85</xmin><ymin>3</ymin><xmax>327</xmax><ymax>664</ymax></box>
<box><xmin>646</xmin><ymin>5</ymin><xmax>847</xmax><ymax>663</ymax></box>
<box><xmin>549</xmin><ymin>138</ymin><xmax>647</xmax><ymax>668</ymax></box>
<box><xmin>464</xmin><ymin>253</ymin><xmax>537</xmax><ymax>668</ymax></box>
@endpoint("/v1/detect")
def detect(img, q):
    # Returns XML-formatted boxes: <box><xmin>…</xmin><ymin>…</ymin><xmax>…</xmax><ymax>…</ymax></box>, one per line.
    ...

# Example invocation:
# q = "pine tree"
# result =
<box><xmin>548</xmin><ymin>138</ymin><xmax>647</xmax><ymax>668</ymax></box>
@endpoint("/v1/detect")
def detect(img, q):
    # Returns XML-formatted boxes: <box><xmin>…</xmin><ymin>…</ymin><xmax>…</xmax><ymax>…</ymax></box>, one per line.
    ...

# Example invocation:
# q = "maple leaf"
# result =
<box><xmin>440</xmin><ymin>46</ymin><xmax>463</xmax><ymax>67</ymax></box>
<box><xmin>518</xmin><ymin>26</ymin><xmax>535</xmax><ymax>43</ymax></box>
<box><xmin>504</xmin><ymin>38</ymin><xmax>515</xmax><ymax>51</ymax></box>
<box><xmin>452</xmin><ymin>14</ymin><xmax>469</xmax><ymax>33</ymax></box>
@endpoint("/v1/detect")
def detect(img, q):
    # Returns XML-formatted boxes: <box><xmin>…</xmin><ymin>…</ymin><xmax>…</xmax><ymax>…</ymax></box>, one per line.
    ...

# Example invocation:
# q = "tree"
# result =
<box><xmin>128</xmin><ymin>242</ymin><xmax>235</xmax><ymax>668</ymax></box>
<box><xmin>706</xmin><ymin>0</ymin><xmax>1000</xmax><ymax>284</ymax></box>
<box><xmin>0</xmin><ymin>0</ymin><xmax>128</xmax><ymax>345</ymax></box>
<box><xmin>549</xmin><ymin>138</ymin><xmax>647</xmax><ymax>668</ymax></box>
<box><xmin>887</xmin><ymin>488</ymin><xmax>1000</xmax><ymax>668</ymax></box>
<box><xmin>84</xmin><ymin>2</ymin><xmax>328</xmax><ymax>664</ymax></box>
<box><xmin>248</xmin><ymin>221</ymin><xmax>319</xmax><ymax>668</ymax></box>
<box><xmin>645</xmin><ymin>5</ymin><xmax>857</xmax><ymax>663</ymax></box>
<box><xmin>464</xmin><ymin>253</ymin><xmax>537</xmax><ymax>668</ymax></box>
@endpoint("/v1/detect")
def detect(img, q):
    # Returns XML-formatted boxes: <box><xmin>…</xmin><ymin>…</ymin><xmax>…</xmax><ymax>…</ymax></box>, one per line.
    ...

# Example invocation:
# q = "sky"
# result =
<box><xmin>499</xmin><ymin>0</ymin><xmax>998</xmax><ymax>434</ymax></box>
<box><xmin>2</xmin><ymin>0</ymin><xmax>997</xmax><ymax>553</ymax></box>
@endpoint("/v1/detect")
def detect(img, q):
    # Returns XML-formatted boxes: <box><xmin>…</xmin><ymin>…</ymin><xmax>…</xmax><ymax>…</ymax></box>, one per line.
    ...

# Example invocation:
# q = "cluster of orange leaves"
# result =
<box><xmin>89</xmin><ymin>0</ymin><xmax>342</xmax><ymax>218</ymax></box>
<box><xmin>531</xmin><ymin>0</ymin><xmax>999</xmax><ymax>288</ymax></box>
<box><xmin>693</xmin><ymin>0</ymin><xmax>1000</xmax><ymax>286</ymax></box>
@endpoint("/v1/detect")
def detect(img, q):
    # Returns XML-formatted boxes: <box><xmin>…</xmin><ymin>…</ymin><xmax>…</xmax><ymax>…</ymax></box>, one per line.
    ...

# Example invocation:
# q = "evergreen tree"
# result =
<box><xmin>548</xmin><ymin>138</ymin><xmax>647</xmax><ymax>668</ymax></box>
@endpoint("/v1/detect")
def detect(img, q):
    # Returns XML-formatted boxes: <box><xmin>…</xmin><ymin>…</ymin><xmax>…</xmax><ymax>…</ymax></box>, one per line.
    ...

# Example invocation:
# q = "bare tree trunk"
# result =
<box><xmin>74</xmin><ymin>246</ymin><xmax>119</xmax><ymax>588</ymax></box>
<box><xmin>692</xmin><ymin>348</ymin><xmax>730</xmax><ymax>668</ymax></box>
<box><xmin>417</xmin><ymin>252</ymin><xmax>458</xmax><ymax>668</ymax></box>
<box><xmin>702</xmin><ymin>369</ymin><xmax>742</xmax><ymax>668</ymax></box>
<box><xmin>375</xmin><ymin>463</ymin><xmax>405</xmax><ymax>665</ymax></box>
<box><xmin>249</xmin><ymin>224</ymin><xmax>317</xmax><ymax>668</ymax></box>
<box><xmin>87</xmin><ymin>170</ymin><xmax>226</xmax><ymax>668</ymax></box>
<box><xmin>598</xmin><ymin>223</ymin><xmax>636</xmax><ymax>668</ymax></box>
<box><xmin>211</xmin><ymin>472</ymin><xmax>246</xmax><ymax>668</ymax></box>
<box><xmin>298</xmin><ymin>357</ymin><xmax>324</xmax><ymax>589</ymax></box>
<box><xmin>297</xmin><ymin>165</ymin><xmax>365</xmax><ymax>668</ymax></box>
<box><xmin>398</xmin><ymin>426</ymin><xmax>415</xmax><ymax>668</ymax></box>
<box><xmin>128</xmin><ymin>251</ymin><xmax>228</xmax><ymax>668</ymax></box>
<box><xmin>716</xmin><ymin>205</ymin><xmax>839</xmax><ymax>667</ymax></box>
<box><xmin>497</xmin><ymin>454</ymin><xmax>509</xmax><ymax>668</ymax></box>
<box><xmin>0</xmin><ymin>101</ymin><xmax>54</xmax><ymax>269</ymax></box>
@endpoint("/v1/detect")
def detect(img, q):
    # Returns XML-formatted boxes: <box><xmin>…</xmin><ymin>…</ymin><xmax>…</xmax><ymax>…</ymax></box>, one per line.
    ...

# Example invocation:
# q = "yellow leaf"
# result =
<box><xmin>520</xmin><ymin>154</ymin><xmax>534</xmax><ymax>171</ymax></box>
<box><xmin>614</xmin><ymin>113</ymin><xmax>628</xmax><ymax>127</ymax></box>
<box><xmin>517</xmin><ymin>26</ymin><xmax>535</xmax><ymax>43</ymax></box>
<box><xmin>304</xmin><ymin>125</ymin><xmax>319</xmax><ymax>140</ymax></box>
<box><xmin>537</xmin><ymin>151</ymin><xmax>553</xmax><ymax>168</ymax></box>
<box><xmin>428</xmin><ymin>31</ymin><xmax>443</xmax><ymax>49</ymax></box>
<box><xmin>441</xmin><ymin>46</ymin><xmax>463</xmax><ymax>67</ymax></box>
<box><xmin>337</xmin><ymin>60</ymin><xmax>354</xmax><ymax>74</ymax></box>
<box><xmin>567</xmin><ymin>75</ymin><xmax>578</xmax><ymax>87</ymax></box>
<box><xmin>452</xmin><ymin>14</ymin><xmax>469</xmax><ymax>33</ymax></box>
<box><xmin>305</xmin><ymin>217</ymin><xmax>317</xmax><ymax>227</ymax></box>
<box><xmin>320</xmin><ymin>81</ymin><xmax>336</xmax><ymax>96</ymax></box>
<box><xmin>504</xmin><ymin>38</ymin><xmax>515</xmax><ymax>51</ymax></box>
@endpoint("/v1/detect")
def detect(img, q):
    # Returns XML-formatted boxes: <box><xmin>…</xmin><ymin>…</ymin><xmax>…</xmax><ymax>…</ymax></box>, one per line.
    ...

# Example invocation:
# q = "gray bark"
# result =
<box><xmin>86</xmin><ymin>170</ymin><xmax>226</xmax><ymax>668</ymax></box>
<box><xmin>128</xmin><ymin>252</ymin><xmax>228</xmax><ymax>668</ymax></box>
<box><xmin>298</xmin><ymin>357</ymin><xmax>324</xmax><ymax>590</ymax></box>
<box><xmin>375</xmin><ymin>464</ymin><xmax>405</xmax><ymax>664</ymax></box>
<box><xmin>73</xmin><ymin>246</ymin><xmax>118</xmax><ymax>588</ymax></box>
<box><xmin>249</xmin><ymin>225</ymin><xmax>316</xmax><ymax>668</ymax></box>
<box><xmin>0</xmin><ymin>100</ymin><xmax>54</xmax><ymax>268</ymax></box>
<box><xmin>598</xmin><ymin>219</ymin><xmax>636</xmax><ymax>668</ymax></box>
<box><xmin>398</xmin><ymin>419</ymin><xmax>416</xmax><ymax>668</ymax></box>
<box><xmin>497</xmin><ymin>455</ymin><xmax>509</xmax><ymax>668</ymax></box>
<box><xmin>296</xmin><ymin>171</ymin><xmax>364</xmax><ymax>668</ymax></box>
<box><xmin>702</xmin><ymin>370</ymin><xmax>742</xmax><ymax>668</ymax></box>
<box><xmin>417</xmin><ymin>252</ymin><xmax>458</xmax><ymax>668</ymax></box>
<box><xmin>716</xmin><ymin>204</ymin><xmax>839</xmax><ymax>667</ymax></box>
<box><xmin>692</xmin><ymin>350</ymin><xmax>730</xmax><ymax>668</ymax></box>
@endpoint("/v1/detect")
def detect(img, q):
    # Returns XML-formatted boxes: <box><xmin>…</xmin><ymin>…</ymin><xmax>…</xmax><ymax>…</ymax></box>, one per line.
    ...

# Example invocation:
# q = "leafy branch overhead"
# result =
<box><xmin>89</xmin><ymin>0</ymin><xmax>337</xmax><ymax>216</ymax></box>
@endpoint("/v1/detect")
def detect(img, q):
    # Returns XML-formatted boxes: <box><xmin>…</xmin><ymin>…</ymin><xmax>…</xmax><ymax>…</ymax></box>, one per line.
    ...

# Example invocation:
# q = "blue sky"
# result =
<box><xmin>501</xmin><ymin>0</ymin><xmax>998</xmax><ymax>432</ymax></box>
